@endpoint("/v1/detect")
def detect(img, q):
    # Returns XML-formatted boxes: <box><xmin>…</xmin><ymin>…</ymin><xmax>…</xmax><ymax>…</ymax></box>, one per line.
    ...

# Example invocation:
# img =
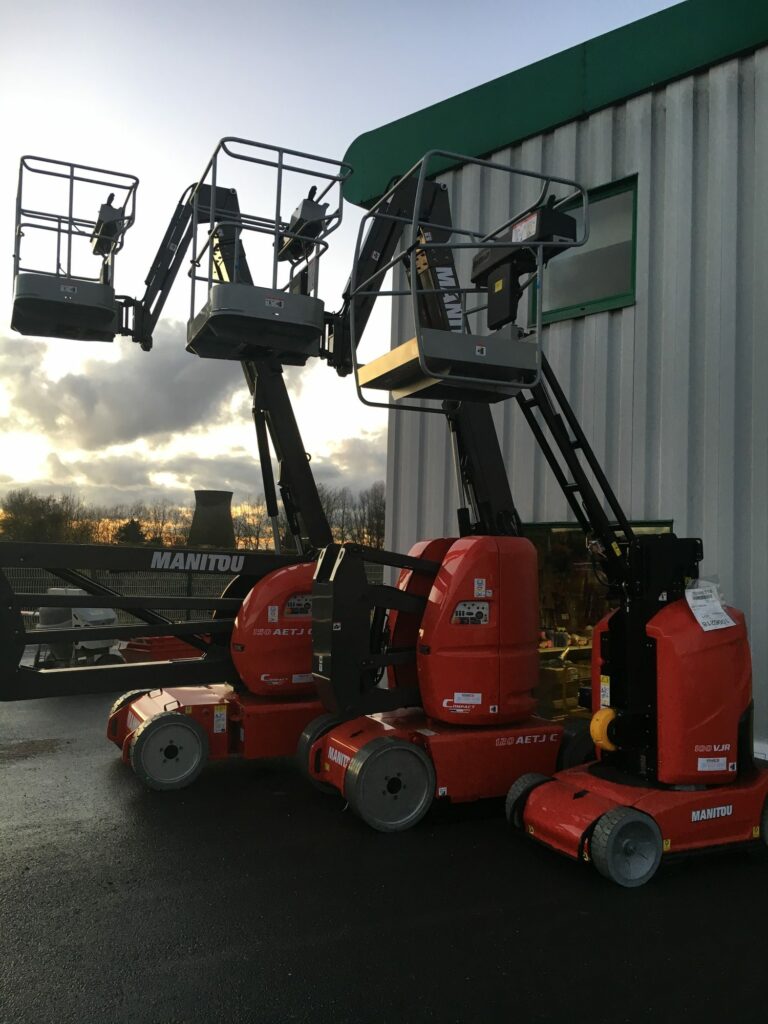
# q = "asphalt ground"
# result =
<box><xmin>1</xmin><ymin>694</ymin><xmax>766</xmax><ymax>1024</ymax></box>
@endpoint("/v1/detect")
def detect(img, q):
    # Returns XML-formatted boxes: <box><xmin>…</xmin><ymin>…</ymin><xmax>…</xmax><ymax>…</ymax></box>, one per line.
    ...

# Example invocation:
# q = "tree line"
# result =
<box><xmin>0</xmin><ymin>482</ymin><xmax>386</xmax><ymax>550</ymax></box>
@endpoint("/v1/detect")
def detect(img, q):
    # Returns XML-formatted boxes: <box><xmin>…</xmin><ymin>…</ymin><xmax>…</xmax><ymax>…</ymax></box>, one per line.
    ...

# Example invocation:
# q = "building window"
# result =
<box><xmin>535</xmin><ymin>176</ymin><xmax>637</xmax><ymax>324</ymax></box>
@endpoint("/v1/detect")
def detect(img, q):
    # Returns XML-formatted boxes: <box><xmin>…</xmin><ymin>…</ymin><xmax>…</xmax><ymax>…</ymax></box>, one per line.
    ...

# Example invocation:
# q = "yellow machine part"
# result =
<box><xmin>590</xmin><ymin>707</ymin><xmax>618</xmax><ymax>751</ymax></box>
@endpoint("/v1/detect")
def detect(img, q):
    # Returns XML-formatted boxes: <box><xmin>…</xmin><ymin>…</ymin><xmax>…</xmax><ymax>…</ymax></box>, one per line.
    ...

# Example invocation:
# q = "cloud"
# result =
<box><xmin>312</xmin><ymin>434</ymin><xmax>387</xmax><ymax>490</ymax></box>
<box><xmin>0</xmin><ymin>318</ymin><xmax>386</xmax><ymax>508</ymax></box>
<box><xmin>0</xmin><ymin>321</ymin><xmax>244</xmax><ymax>447</ymax></box>
<box><xmin>5</xmin><ymin>432</ymin><xmax>386</xmax><ymax>508</ymax></box>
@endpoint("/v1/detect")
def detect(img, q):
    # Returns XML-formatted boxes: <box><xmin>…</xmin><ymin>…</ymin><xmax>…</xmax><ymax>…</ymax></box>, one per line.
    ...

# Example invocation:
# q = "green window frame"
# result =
<box><xmin>531</xmin><ymin>175</ymin><xmax>638</xmax><ymax>325</ymax></box>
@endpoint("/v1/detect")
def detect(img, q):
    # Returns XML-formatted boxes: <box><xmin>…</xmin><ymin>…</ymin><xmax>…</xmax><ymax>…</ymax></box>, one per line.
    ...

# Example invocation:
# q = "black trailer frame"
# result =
<box><xmin>0</xmin><ymin>542</ymin><xmax>305</xmax><ymax>700</ymax></box>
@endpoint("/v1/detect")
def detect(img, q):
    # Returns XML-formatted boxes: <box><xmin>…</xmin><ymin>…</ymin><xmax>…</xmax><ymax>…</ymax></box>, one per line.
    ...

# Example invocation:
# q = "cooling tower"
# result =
<box><xmin>187</xmin><ymin>490</ymin><xmax>236</xmax><ymax>548</ymax></box>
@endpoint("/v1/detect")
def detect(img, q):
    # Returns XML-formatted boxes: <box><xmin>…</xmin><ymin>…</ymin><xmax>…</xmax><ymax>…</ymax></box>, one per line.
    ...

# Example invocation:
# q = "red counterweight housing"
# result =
<box><xmin>230</xmin><ymin>562</ymin><xmax>315</xmax><ymax>696</ymax></box>
<box><xmin>417</xmin><ymin>536</ymin><xmax>539</xmax><ymax>726</ymax></box>
<box><xmin>649</xmin><ymin>601</ymin><xmax>752</xmax><ymax>785</ymax></box>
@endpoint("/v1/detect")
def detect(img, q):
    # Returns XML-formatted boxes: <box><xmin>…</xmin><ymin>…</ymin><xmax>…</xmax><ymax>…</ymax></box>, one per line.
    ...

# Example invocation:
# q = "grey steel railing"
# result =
<box><xmin>187</xmin><ymin>137</ymin><xmax>352</xmax><ymax>317</ymax></box>
<box><xmin>14</xmin><ymin>156</ymin><xmax>138</xmax><ymax>283</ymax></box>
<box><xmin>349</xmin><ymin>150</ymin><xmax>589</xmax><ymax>414</ymax></box>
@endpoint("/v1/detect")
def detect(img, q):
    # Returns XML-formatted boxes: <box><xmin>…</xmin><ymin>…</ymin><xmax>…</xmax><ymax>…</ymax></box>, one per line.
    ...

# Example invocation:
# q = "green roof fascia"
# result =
<box><xmin>343</xmin><ymin>0</ymin><xmax>768</xmax><ymax>208</ymax></box>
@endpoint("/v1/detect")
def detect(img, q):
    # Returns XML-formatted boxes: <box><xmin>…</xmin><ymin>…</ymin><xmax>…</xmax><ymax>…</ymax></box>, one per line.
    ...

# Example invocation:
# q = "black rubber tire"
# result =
<box><xmin>96</xmin><ymin>652</ymin><xmax>126</xmax><ymax>666</ymax></box>
<box><xmin>591</xmin><ymin>807</ymin><xmax>663</xmax><ymax>888</ymax></box>
<box><xmin>109</xmin><ymin>688</ymin><xmax>151</xmax><ymax>718</ymax></box>
<box><xmin>761</xmin><ymin>798</ymin><xmax>768</xmax><ymax>848</ymax></box>
<box><xmin>505</xmin><ymin>772</ymin><xmax>551</xmax><ymax>830</ymax></box>
<box><xmin>296</xmin><ymin>713</ymin><xmax>344</xmax><ymax>794</ymax></box>
<box><xmin>129</xmin><ymin>711</ymin><xmax>209</xmax><ymax>791</ymax></box>
<box><xmin>557</xmin><ymin>717</ymin><xmax>595</xmax><ymax>770</ymax></box>
<box><xmin>345</xmin><ymin>737</ymin><xmax>435</xmax><ymax>833</ymax></box>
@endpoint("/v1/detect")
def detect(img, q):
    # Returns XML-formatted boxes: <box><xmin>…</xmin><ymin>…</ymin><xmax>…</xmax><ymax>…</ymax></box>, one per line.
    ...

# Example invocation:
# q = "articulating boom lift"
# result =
<box><xmin>7</xmin><ymin>141</ymin><xmax>358</xmax><ymax>788</ymax></box>
<box><xmin>300</xmin><ymin>151</ymin><xmax>768</xmax><ymax>883</ymax></box>
<box><xmin>300</xmin><ymin>154</ymin><xmax>596</xmax><ymax>827</ymax></box>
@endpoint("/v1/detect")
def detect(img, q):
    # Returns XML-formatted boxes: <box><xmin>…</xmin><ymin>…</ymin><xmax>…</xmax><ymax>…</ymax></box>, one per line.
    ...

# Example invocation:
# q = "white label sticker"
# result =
<box><xmin>685</xmin><ymin>581</ymin><xmax>736</xmax><ymax>632</ymax></box>
<box><xmin>600</xmin><ymin>679</ymin><xmax>611</xmax><ymax>708</ymax></box>
<box><xmin>126</xmin><ymin>711</ymin><xmax>140</xmax><ymax>732</ymax></box>
<box><xmin>60</xmin><ymin>283</ymin><xmax>78</xmax><ymax>294</ymax></box>
<box><xmin>213</xmin><ymin>705</ymin><xmax>227</xmax><ymax>734</ymax></box>
<box><xmin>267</xmin><ymin>604</ymin><xmax>279</xmax><ymax>623</ymax></box>
<box><xmin>417</xmin><ymin>728</ymin><xmax>437</xmax><ymax>736</ymax></box>
<box><xmin>454</xmin><ymin>691</ymin><xmax>482</xmax><ymax>705</ymax></box>
<box><xmin>473</xmin><ymin>578</ymin><xmax>486</xmax><ymax>598</ymax></box>
<box><xmin>698</xmin><ymin>756</ymin><xmax>727</xmax><ymax>772</ymax></box>
<box><xmin>265</xmin><ymin>297</ymin><xmax>284</xmax><ymax>309</ymax></box>
<box><xmin>291</xmin><ymin>673</ymin><xmax>313</xmax><ymax>684</ymax></box>
<box><xmin>511</xmin><ymin>211</ymin><xmax>538</xmax><ymax>243</ymax></box>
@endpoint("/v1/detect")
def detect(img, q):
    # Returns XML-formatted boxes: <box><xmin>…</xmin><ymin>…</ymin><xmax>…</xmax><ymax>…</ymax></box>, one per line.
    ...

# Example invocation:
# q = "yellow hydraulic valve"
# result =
<box><xmin>590</xmin><ymin>707</ymin><xmax>618</xmax><ymax>752</ymax></box>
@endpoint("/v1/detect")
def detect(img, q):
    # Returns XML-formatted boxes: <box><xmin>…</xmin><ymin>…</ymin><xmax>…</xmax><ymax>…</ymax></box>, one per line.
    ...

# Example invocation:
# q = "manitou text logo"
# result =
<box><xmin>691</xmin><ymin>805</ymin><xmax>733</xmax><ymax>823</ymax></box>
<box><xmin>435</xmin><ymin>266</ymin><xmax>464</xmax><ymax>330</ymax></box>
<box><xmin>326</xmin><ymin>746</ymin><xmax>351</xmax><ymax>769</ymax></box>
<box><xmin>150</xmin><ymin>551</ymin><xmax>245</xmax><ymax>573</ymax></box>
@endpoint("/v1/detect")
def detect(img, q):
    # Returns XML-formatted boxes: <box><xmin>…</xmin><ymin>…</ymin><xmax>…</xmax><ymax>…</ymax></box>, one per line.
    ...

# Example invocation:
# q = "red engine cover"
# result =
<box><xmin>417</xmin><ymin>536</ymin><xmax>539</xmax><ymax>726</ymax></box>
<box><xmin>650</xmin><ymin>600</ymin><xmax>751</xmax><ymax>785</ymax></box>
<box><xmin>230</xmin><ymin>562</ymin><xmax>315</xmax><ymax>696</ymax></box>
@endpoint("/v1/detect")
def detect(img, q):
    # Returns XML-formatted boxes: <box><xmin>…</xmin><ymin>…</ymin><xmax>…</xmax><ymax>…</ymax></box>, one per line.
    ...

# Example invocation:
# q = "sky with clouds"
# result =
<box><xmin>0</xmin><ymin>0</ymin><xmax>679</xmax><ymax>509</ymax></box>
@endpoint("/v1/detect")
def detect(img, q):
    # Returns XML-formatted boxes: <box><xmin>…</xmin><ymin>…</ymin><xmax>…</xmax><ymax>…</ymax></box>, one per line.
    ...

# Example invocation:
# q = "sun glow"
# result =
<box><xmin>0</xmin><ymin>432</ymin><xmax>51</xmax><ymax>482</ymax></box>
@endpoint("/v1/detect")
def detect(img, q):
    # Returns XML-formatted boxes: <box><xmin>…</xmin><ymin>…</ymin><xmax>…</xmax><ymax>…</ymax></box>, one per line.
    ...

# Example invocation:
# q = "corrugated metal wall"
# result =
<box><xmin>385</xmin><ymin>48</ymin><xmax>768</xmax><ymax>742</ymax></box>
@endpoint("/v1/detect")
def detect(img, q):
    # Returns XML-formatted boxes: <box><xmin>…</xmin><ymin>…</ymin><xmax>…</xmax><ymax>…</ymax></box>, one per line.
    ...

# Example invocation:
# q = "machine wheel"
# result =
<box><xmin>109</xmin><ymin>688</ymin><xmax>151</xmax><ymax>718</ymax></box>
<box><xmin>557</xmin><ymin>717</ymin><xmax>595</xmax><ymax>770</ymax></box>
<box><xmin>96</xmin><ymin>651</ymin><xmax>126</xmax><ymax>666</ymax></box>
<box><xmin>296</xmin><ymin>714</ymin><xmax>343</xmax><ymax>794</ymax></box>
<box><xmin>129</xmin><ymin>711</ymin><xmax>208</xmax><ymax>791</ymax></box>
<box><xmin>591</xmin><ymin>807</ymin><xmax>663</xmax><ymax>888</ymax></box>
<box><xmin>345</xmin><ymin>737</ymin><xmax>435</xmax><ymax>833</ymax></box>
<box><xmin>505</xmin><ymin>772</ymin><xmax>551</xmax><ymax>830</ymax></box>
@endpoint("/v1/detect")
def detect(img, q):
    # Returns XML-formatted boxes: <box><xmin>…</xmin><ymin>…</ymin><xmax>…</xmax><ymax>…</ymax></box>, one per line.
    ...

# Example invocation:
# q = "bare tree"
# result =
<box><xmin>233</xmin><ymin>495</ymin><xmax>273</xmax><ymax>550</ymax></box>
<box><xmin>166</xmin><ymin>504</ymin><xmax>193</xmax><ymax>547</ymax></box>
<box><xmin>143</xmin><ymin>500</ymin><xmax>172</xmax><ymax>545</ymax></box>
<box><xmin>334</xmin><ymin>487</ymin><xmax>356</xmax><ymax>543</ymax></box>
<box><xmin>0</xmin><ymin>482</ymin><xmax>387</xmax><ymax>550</ymax></box>
<box><xmin>352</xmin><ymin>481</ymin><xmax>386</xmax><ymax>548</ymax></box>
